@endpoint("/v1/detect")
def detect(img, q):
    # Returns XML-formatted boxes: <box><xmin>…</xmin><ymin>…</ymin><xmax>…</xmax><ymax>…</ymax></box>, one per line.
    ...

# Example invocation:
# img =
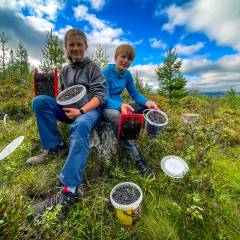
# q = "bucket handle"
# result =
<box><xmin>143</xmin><ymin>109</ymin><xmax>151</xmax><ymax>121</ymax></box>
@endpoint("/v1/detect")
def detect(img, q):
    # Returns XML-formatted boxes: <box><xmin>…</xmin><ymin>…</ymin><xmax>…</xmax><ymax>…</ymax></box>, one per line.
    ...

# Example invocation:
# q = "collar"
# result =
<box><xmin>108</xmin><ymin>64</ymin><xmax>127</xmax><ymax>79</ymax></box>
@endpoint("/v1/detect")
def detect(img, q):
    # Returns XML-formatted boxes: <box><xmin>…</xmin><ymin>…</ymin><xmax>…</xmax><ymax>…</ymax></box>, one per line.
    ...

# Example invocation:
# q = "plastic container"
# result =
<box><xmin>117</xmin><ymin>110</ymin><xmax>144</xmax><ymax>140</ymax></box>
<box><xmin>110</xmin><ymin>182</ymin><xmax>143</xmax><ymax>225</ymax></box>
<box><xmin>143</xmin><ymin>109</ymin><xmax>168</xmax><ymax>138</ymax></box>
<box><xmin>182</xmin><ymin>113</ymin><xmax>200</xmax><ymax>124</ymax></box>
<box><xmin>161</xmin><ymin>155</ymin><xmax>189</xmax><ymax>178</ymax></box>
<box><xmin>56</xmin><ymin>84</ymin><xmax>88</xmax><ymax>108</ymax></box>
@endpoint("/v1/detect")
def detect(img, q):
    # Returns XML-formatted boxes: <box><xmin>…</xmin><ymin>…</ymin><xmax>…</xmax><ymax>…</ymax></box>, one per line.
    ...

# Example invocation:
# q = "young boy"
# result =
<box><xmin>26</xmin><ymin>29</ymin><xmax>106</xmax><ymax>215</ymax></box>
<box><xmin>102</xmin><ymin>44</ymin><xmax>159</xmax><ymax>176</ymax></box>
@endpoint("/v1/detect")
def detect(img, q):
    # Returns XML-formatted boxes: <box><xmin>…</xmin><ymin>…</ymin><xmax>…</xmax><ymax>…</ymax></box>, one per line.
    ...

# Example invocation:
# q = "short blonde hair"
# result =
<box><xmin>115</xmin><ymin>44</ymin><xmax>135</xmax><ymax>61</ymax></box>
<box><xmin>64</xmin><ymin>29</ymin><xmax>88</xmax><ymax>61</ymax></box>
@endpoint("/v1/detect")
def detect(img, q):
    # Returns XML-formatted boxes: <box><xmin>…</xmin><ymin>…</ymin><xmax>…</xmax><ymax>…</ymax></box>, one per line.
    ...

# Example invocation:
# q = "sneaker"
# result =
<box><xmin>136</xmin><ymin>156</ymin><xmax>154</xmax><ymax>178</ymax></box>
<box><xmin>26</xmin><ymin>151</ymin><xmax>48</xmax><ymax>165</ymax></box>
<box><xmin>32</xmin><ymin>187</ymin><xmax>78</xmax><ymax>215</ymax></box>
<box><xmin>26</xmin><ymin>143</ymin><xmax>67</xmax><ymax>166</ymax></box>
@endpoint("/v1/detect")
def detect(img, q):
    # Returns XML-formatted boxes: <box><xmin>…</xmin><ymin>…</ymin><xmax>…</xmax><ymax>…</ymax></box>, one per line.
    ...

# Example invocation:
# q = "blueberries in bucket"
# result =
<box><xmin>112</xmin><ymin>184</ymin><xmax>141</xmax><ymax>205</ymax></box>
<box><xmin>58</xmin><ymin>86</ymin><xmax>84</xmax><ymax>101</ymax></box>
<box><xmin>148</xmin><ymin>111</ymin><xmax>166</xmax><ymax>124</ymax></box>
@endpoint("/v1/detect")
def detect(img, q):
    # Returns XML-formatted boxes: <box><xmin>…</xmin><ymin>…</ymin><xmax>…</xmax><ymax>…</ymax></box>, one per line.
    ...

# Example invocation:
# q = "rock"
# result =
<box><xmin>90</xmin><ymin>121</ymin><xmax>118</xmax><ymax>159</ymax></box>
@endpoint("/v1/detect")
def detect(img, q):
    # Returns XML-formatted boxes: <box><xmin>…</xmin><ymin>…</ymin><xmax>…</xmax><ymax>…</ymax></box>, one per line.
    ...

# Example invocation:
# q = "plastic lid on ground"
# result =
<box><xmin>160</xmin><ymin>155</ymin><xmax>189</xmax><ymax>178</ymax></box>
<box><xmin>0</xmin><ymin>136</ymin><xmax>24</xmax><ymax>160</ymax></box>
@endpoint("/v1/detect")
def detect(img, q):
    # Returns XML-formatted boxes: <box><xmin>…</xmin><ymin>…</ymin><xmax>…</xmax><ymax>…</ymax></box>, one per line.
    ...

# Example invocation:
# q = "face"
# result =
<box><xmin>115</xmin><ymin>54</ymin><xmax>133</xmax><ymax>72</ymax></box>
<box><xmin>66</xmin><ymin>35</ymin><xmax>86</xmax><ymax>62</ymax></box>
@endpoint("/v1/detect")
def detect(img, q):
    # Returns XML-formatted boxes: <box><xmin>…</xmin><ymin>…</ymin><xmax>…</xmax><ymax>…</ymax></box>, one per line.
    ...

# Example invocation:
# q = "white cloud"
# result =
<box><xmin>0</xmin><ymin>1</ymin><xmax>63</xmax><ymax>68</ymax></box>
<box><xmin>73</xmin><ymin>4</ymin><xmax>139</xmax><ymax>62</ymax></box>
<box><xmin>149</xmin><ymin>38</ymin><xmax>167</xmax><ymax>49</ymax></box>
<box><xmin>0</xmin><ymin>7</ymin><xmax>52</xmax><ymax>65</ymax></box>
<box><xmin>78</xmin><ymin>0</ymin><xmax>107</xmax><ymax>11</ymax></box>
<box><xmin>0</xmin><ymin>0</ymin><xmax>64</xmax><ymax>20</ymax></box>
<box><xmin>129</xmin><ymin>53</ymin><xmax>240</xmax><ymax>92</ymax></box>
<box><xmin>74</xmin><ymin>5</ymin><xmax>109</xmax><ymax>30</ymax></box>
<box><xmin>88</xmin><ymin>0</ymin><xmax>107</xmax><ymax>10</ymax></box>
<box><xmin>182</xmin><ymin>54</ymin><xmax>240</xmax><ymax>91</ymax></box>
<box><xmin>26</xmin><ymin>16</ymin><xmax>54</xmax><ymax>32</ymax></box>
<box><xmin>161</xmin><ymin>0</ymin><xmax>240</xmax><ymax>51</ymax></box>
<box><xmin>130</xmin><ymin>64</ymin><xmax>159</xmax><ymax>89</ymax></box>
<box><xmin>175</xmin><ymin>42</ymin><xmax>204</xmax><ymax>55</ymax></box>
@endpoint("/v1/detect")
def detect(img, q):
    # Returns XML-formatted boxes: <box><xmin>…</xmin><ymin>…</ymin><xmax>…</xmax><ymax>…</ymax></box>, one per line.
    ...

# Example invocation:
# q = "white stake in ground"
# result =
<box><xmin>3</xmin><ymin>114</ymin><xmax>8</xmax><ymax>128</ymax></box>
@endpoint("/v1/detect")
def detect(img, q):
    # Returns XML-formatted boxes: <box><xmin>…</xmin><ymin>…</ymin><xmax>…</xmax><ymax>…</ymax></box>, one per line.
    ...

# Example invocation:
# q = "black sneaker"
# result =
<box><xmin>32</xmin><ymin>187</ymin><xmax>78</xmax><ymax>215</ymax></box>
<box><xmin>136</xmin><ymin>156</ymin><xmax>154</xmax><ymax>178</ymax></box>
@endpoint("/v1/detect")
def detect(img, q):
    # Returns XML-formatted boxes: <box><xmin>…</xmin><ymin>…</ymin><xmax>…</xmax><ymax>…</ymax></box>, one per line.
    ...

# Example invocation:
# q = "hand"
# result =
<box><xmin>145</xmin><ymin>101</ymin><xmax>159</xmax><ymax>110</ymax></box>
<box><xmin>63</xmin><ymin>108</ymin><xmax>81</xmax><ymax>120</ymax></box>
<box><xmin>120</xmin><ymin>103</ymin><xmax>134</xmax><ymax>115</ymax></box>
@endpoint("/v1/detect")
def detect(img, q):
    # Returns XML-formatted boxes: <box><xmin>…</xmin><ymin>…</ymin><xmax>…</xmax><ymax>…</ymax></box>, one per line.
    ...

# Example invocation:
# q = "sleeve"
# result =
<box><xmin>102</xmin><ymin>68</ymin><xmax>122</xmax><ymax>110</ymax></box>
<box><xmin>59</xmin><ymin>74</ymin><xmax>64</xmax><ymax>91</ymax></box>
<box><xmin>126</xmin><ymin>72</ymin><xmax>148</xmax><ymax>105</ymax></box>
<box><xmin>89</xmin><ymin>63</ymin><xmax>106</xmax><ymax>105</ymax></box>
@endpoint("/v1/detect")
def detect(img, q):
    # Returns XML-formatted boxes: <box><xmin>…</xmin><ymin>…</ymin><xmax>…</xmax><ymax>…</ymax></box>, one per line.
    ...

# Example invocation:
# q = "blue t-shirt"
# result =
<box><xmin>102</xmin><ymin>64</ymin><xmax>148</xmax><ymax>110</ymax></box>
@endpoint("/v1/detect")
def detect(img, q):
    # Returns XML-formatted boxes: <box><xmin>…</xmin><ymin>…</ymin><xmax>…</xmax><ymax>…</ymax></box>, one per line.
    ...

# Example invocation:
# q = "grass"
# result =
<box><xmin>0</xmin><ymin>80</ymin><xmax>240</xmax><ymax>239</ymax></box>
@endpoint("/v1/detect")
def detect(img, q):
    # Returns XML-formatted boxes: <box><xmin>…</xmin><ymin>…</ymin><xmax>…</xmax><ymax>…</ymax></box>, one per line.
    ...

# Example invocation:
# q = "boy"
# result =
<box><xmin>27</xmin><ymin>29</ymin><xmax>106</xmax><ymax>215</ymax></box>
<box><xmin>102</xmin><ymin>44</ymin><xmax>159</xmax><ymax>176</ymax></box>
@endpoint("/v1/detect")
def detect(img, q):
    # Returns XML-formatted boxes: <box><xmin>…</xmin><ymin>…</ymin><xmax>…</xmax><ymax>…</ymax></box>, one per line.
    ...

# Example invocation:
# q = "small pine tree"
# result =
<box><xmin>6</xmin><ymin>49</ymin><xmax>15</xmax><ymax>80</ymax></box>
<box><xmin>0</xmin><ymin>32</ymin><xmax>9</xmax><ymax>80</ymax></box>
<box><xmin>15</xmin><ymin>42</ymin><xmax>29</xmax><ymax>79</ymax></box>
<box><xmin>156</xmin><ymin>48</ymin><xmax>187</xmax><ymax>99</ymax></box>
<box><xmin>92</xmin><ymin>44</ymin><xmax>108</xmax><ymax>69</ymax></box>
<box><xmin>40</xmin><ymin>30</ymin><xmax>66</xmax><ymax>73</ymax></box>
<box><xmin>224</xmin><ymin>87</ymin><xmax>237</xmax><ymax>108</ymax></box>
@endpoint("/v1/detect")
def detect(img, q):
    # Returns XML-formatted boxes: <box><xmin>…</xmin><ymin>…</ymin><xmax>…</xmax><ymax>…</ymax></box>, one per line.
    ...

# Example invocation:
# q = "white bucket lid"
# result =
<box><xmin>144</xmin><ymin>109</ymin><xmax>169</xmax><ymax>127</ymax></box>
<box><xmin>161</xmin><ymin>155</ymin><xmax>189</xmax><ymax>178</ymax></box>
<box><xmin>56</xmin><ymin>84</ymin><xmax>86</xmax><ymax>106</ymax></box>
<box><xmin>110</xmin><ymin>182</ymin><xmax>143</xmax><ymax>210</ymax></box>
<box><xmin>0</xmin><ymin>136</ymin><xmax>24</xmax><ymax>160</ymax></box>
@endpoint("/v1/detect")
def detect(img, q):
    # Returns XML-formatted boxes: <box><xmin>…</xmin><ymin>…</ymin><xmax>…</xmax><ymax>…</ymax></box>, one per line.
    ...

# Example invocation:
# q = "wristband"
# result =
<box><xmin>80</xmin><ymin>109</ymin><xmax>84</xmax><ymax>114</ymax></box>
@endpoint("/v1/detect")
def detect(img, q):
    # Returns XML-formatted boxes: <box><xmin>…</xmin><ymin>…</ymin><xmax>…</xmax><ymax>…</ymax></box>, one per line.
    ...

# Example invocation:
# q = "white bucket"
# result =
<box><xmin>110</xmin><ymin>182</ymin><xmax>143</xmax><ymax>225</ymax></box>
<box><xmin>56</xmin><ymin>84</ymin><xmax>88</xmax><ymax>108</ymax></box>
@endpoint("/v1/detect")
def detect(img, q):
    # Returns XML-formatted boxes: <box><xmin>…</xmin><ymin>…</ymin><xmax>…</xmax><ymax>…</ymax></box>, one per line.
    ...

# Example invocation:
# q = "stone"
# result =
<box><xmin>90</xmin><ymin>121</ymin><xmax>118</xmax><ymax>159</ymax></box>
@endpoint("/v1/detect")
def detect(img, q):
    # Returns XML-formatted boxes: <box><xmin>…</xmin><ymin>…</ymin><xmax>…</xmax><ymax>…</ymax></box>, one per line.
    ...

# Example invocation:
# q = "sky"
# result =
<box><xmin>0</xmin><ymin>0</ymin><xmax>240</xmax><ymax>92</ymax></box>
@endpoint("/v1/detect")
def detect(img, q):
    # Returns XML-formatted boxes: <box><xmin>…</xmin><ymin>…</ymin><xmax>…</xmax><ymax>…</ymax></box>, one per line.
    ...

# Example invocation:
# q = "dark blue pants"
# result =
<box><xmin>32</xmin><ymin>95</ymin><xmax>100</xmax><ymax>187</ymax></box>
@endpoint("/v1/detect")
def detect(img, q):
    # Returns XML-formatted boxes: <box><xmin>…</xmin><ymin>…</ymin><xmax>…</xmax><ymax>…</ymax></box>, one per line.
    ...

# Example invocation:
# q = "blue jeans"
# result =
<box><xmin>32</xmin><ymin>95</ymin><xmax>100</xmax><ymax>187</ymax></box>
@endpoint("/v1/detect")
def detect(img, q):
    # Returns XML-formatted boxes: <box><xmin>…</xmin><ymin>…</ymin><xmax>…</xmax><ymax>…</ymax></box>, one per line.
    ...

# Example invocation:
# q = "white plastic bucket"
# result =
<box><xmin>56</xmin><ymin>84</ymin><xmax>88</xmax><ymax>108</ymax></box>
<box><xmin>110</xmin><ymin>182</ymin><xmax>143</xmax><ymax>225</ymax></box>
<box><xmin>143</xmin><ymin>109</ymin><xmax>168</xmax><ymax>138</ymax></box>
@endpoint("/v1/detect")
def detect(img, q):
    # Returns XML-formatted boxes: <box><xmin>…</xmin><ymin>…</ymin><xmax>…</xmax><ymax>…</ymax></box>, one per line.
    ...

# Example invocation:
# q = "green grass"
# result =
<box><xmin>0</xmin><ymin>81</ymin><xmax>240</xmax><ymax>239</ymax></box>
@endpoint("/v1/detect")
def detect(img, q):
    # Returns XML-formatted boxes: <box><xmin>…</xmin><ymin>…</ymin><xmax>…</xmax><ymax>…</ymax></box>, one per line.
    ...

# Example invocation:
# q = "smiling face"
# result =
<box><xmin>66</xmin><ymin>35</ymin><xmax>86</xmax><ymax>62</ymax></box>
<box><xmin>115</xmin><ymin>54</ymin><xmax>133</xmax><ymax>72</ymax></box>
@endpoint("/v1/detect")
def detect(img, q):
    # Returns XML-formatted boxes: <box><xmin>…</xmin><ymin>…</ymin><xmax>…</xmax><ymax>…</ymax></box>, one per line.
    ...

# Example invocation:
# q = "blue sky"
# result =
<box><xmin>0</xmin><ymin>0</ymin><xmax>240</xmax><ymax>92</ymax></box>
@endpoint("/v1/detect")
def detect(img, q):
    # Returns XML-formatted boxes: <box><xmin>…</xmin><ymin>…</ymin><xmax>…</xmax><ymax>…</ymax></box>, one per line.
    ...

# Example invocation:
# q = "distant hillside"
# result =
<box><xmin>200</xmin><ymin>91</ymin><xmax>240</xmax><ymax>96</ymax></box>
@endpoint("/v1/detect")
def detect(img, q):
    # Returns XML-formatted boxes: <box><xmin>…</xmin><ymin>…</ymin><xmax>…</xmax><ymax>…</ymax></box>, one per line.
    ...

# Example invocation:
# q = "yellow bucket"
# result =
<box><xmin>110</xmin><ymin>182</ymin><xmax>143</xmax><ymax>226</ymax></box>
